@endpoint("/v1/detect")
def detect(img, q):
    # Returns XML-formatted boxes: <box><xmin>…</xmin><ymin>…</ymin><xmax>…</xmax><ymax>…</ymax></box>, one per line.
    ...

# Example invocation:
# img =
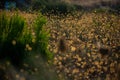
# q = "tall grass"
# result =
<box><xmin>32</xmin><ymin>13</ymin><xmax>53</xmax><ymax>60</ymax></box>
<box><xmin>0</xmin><ymin>11</ymin><xmax>53</xmax><ymax>68</ymax></box>
<box><xmin>0</xmin><ymin>12</ymin><xmax>25</xmax><ymax>67</ymax></box>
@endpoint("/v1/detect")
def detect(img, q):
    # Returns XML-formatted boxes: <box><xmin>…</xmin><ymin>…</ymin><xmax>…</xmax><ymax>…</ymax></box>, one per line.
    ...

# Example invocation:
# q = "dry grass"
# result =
<box><xmin>46</xmin><ymin>11</ymin><xmax>120</xmax><ymax>80</ymax></box>
<box><xmin>0</xmin><ymin>10</ymin><xmax>120</xmax><ymax>80</ymax></box>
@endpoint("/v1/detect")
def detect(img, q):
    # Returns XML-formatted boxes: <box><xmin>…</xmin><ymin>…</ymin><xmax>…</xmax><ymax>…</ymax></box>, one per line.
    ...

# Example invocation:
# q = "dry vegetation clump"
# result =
<box><xmin>58</xmin><ymin>37</ymin><xmax>67</xmax><ymax>53</ymax></box>
<box><xmin>46</xmin><ymin>11</ymin><xmax>120</xmax><ymax>80</ymax></box>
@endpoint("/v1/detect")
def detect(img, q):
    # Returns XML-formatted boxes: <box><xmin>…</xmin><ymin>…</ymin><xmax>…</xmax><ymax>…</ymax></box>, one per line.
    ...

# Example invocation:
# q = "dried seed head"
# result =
<box><xmin>58</xmin><ymin>38</ymin><xmax>66</xmax><ymax>52</ymax></box>
<box><xmin>96</xmin><ymin>42</ymin><xmax>111</xmax><ymax>56</ymax></box>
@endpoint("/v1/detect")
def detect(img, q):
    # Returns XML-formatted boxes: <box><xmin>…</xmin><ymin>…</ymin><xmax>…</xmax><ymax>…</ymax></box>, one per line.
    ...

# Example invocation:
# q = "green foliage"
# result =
<box><xmin>0</xmin><ymin>11</ymin><xmax>53</xmax><ymax>68</ymax></box>
<box><xmin>0</xmin><ymin>12</ymin><xmax>25</xmax><ymax>42</ymax></box>
<box><xmin>31</xmin><ymin>0</ymin><xmax>76</xmax><ymax>14</ymax></box>
<box><xmin>33</xmin><ymin>14</ymin><xmax>53</xmax><ymax>60</ymax></box>
<box><xmin>31</xmin><ymin>0</ymin><xmax>47</xmax><ymax>10</ymax></box>
<box><xmin>0</xmin><ymin>12</ymin><xmax>25</xmax><ymax>67</ymax></box>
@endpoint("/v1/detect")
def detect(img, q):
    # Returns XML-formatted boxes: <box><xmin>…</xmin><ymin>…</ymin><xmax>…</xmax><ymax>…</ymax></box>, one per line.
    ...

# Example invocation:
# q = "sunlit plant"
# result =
<box><xmin>33</xmin><ymin>14</ymin><xmax>53</xmax><ymax>60</ymax></box>
<box><xmin>0</xmin><ymin>11</ymin><xmax>53</xmax><ymax>68</ymax></box>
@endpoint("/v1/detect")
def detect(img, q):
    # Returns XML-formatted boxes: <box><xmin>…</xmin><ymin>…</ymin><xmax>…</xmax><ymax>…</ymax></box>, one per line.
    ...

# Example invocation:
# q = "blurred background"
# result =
<box><xmin>0</xmin><ymin>0</ymin><xmax>120</xmax><ymax>14</ymax></box>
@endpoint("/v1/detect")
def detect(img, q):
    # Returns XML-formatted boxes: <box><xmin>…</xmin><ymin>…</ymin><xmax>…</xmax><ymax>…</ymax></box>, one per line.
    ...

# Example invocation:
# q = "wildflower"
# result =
<box><xmin>28</xmin><ymin>46</ymin><xmax>32</xmax><ymax>51</ymax></box>
<box><xmin>26</xmin><ymin>44</ymin><xmax>32</xmax><ymax>51</ymax></box>
<box><xmin>12</xmin><ymin>40</ymin><xmax>16</xmax><ymax>45</ymax></box>
<box><xmin>26</xmin><ymin>44</ymin><xmax>29</xmax><ymax>48</ymax></box>
<box><xmin>32</xmin><ymin>38</ymin><xmax>35</xmax><ymax>43</ymax></box>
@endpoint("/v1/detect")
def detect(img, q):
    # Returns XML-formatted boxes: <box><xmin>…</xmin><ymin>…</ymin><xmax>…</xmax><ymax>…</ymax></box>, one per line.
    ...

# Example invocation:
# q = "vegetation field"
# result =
<box><xmin>46</xmin><ymin>11</ymin><xmax>120</xmax><ymax>80</ymax></box>
<box><xmin>0</xmin><ymin>9</ymin><xmax>120</xmax><ymax>80</ymax></box>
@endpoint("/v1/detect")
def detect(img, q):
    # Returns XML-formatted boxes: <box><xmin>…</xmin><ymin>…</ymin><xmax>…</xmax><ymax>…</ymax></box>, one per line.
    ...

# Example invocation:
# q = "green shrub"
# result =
<box><xmin>44</xmin><ymin>2</ymin><xmax>76</xmax><ymax>14</ymax></box>
<box><xmin>0</xmin><ymin>11</ymin><xmax>53</xmax><ymax>68</ymax></box>
<box><xmin>31</xmin><ymin>0</ymin><xmax>76</xmax><ymax>14</ymax></box>
<box><xmin>33</xmin><ymin>14</ymin><xmax>53</xmax><ymax>60</ymax></box>
<box><xmin>0</xmin><ymin>12</ymin><xmax>25</xmax><ymax>67</ymax></box>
